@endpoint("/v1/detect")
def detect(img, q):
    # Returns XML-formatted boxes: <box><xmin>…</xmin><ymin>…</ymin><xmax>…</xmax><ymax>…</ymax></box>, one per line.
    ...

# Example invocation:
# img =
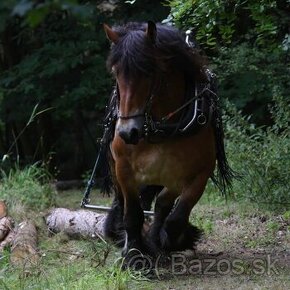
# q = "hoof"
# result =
<box><xmin>160</xmin><ymin>223</ymin><xmax>202</xmax><ymax>251</ymax></box>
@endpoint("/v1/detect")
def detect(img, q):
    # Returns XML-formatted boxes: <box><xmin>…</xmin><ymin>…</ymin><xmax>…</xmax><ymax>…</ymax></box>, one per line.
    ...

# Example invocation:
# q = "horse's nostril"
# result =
<box><xmin>119</xmin><ymin>128</ymin><xmax>140</xmax><ymax>145</ymax></box>
<box><xmin>129</xmin><ymin>128</ymin><xmax>139</xmax><ymax>144</ymax></box>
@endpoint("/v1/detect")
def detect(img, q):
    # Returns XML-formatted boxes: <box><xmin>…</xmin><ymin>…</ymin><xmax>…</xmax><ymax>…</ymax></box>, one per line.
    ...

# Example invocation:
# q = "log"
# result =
<box><xmin>10</xmin><ymin>221</ymin><xmax>39</xmax><ymax>269</ymax></box>
<box><xmin>0</xmin><ymin>216</ymin><xmax>14</xmax><ymax>241</ymax></box>
<box><xmin>45</xmin><ymin>208</ymin><xmax>107</xmax><ymax>240</ymax></box>
<box><xmin>0</xmin><ymin>200</ymin><xmax>7</xmax><ymax>218</ymax></box>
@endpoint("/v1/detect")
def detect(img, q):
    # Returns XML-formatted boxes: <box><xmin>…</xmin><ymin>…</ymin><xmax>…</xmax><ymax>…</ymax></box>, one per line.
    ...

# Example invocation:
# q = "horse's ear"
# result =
<box><xmin>146</xmin><ymin>21</ymin><xmax>157</xmax><ymax>44</ymax></box>
<box><xmin>103</xmin><ymin>24</ymin><xmax>119</xmax><ymax>44</ymax></box>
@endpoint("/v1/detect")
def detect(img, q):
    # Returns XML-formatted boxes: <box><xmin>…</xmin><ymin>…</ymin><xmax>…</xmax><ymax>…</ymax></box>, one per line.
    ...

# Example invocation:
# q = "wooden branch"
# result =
<box><xmin>45</xmin><ymin>208</ymin><xmax>107</xmax><ymax>240</ymax></box>
<box><xmin>10</xmin><ymin>221</ymin><xmax>39</xmax><ymax>269</ymax></box>
<box><xmin>0</xmin><ymin>216</ymin><xmax>14</xmax><ymax>241</ymax></box>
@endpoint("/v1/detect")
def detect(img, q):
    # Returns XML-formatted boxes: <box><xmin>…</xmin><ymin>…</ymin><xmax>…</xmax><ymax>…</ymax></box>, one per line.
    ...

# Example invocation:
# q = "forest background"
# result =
<box><xmin>0</xmin><ymin>0</ymin><xmax>289</xmax><ymax>206</ymax></box>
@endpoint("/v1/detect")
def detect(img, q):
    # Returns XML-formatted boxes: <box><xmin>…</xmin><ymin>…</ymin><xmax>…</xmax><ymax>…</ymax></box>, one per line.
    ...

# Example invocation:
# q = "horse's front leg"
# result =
<box><xmin>160</xmin><ymin>173</ymin><xmax>210</xmax><ymax>251</ymax></box>
<box><xmin>148</xmin><ymin>188</ymin><xmax>177</xmax><ymax>251</ymax></box>
<box><xmin>115</xmin><ymin>161</ymin><xmax>144</xmax><ymax>257</ymax></box>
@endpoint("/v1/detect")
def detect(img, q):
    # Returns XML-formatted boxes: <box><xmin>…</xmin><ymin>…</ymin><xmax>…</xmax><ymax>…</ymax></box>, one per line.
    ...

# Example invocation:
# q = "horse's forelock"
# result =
<box><xmin>107</xmin><ymin>23</ymin><xmax>206</xmax><ymax>81</ymax></box>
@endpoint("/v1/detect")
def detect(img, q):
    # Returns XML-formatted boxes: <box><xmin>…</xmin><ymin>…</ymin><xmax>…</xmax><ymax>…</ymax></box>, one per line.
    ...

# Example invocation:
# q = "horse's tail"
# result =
<box><xmin>209</xmin><ymin>75</ymin><xmax>237</xmax><ymax>196</ymax></box>
<box><xmin>211</xmin><ymin>108</ymin><xmax>236</xmax><ymax>195</ymax></box>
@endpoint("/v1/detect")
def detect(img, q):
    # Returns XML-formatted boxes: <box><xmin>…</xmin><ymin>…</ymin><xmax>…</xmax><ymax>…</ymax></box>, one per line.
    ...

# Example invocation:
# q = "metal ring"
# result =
<box><xmin>197</xmin><ymin>113</ymin><xmax>207</xmax><ymax>125</ymax></box>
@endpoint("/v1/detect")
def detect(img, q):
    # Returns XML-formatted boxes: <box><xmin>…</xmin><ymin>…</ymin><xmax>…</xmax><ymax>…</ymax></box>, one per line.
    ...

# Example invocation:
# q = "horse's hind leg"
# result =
<box><xmin>160</xmin><ymin>173</ymin><xmax>209</xmax><ymax>251</ymax></box>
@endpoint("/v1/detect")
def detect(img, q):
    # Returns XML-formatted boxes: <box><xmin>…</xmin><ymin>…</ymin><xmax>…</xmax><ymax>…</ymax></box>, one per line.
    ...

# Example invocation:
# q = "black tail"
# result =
<box><xmin>209</xmin><ymin>74</ymin><xmax>237</xmax><ymax>195</ymax></box>
<box><xmin>211</xmin><ymin>107</ymin><xmax>236</xmax><ymax>195</ymax></box>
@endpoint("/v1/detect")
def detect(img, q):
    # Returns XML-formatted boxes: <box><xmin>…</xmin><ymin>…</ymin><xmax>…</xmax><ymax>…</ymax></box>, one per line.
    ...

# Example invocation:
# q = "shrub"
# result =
<box><xmin>213</xmin><ymin>44</ymin><xmax>289</xmax><ymax>124</ymax></box>
<box><xmin>224</xmin><ymin>89</ymin><xmax>290</xmax><ymax>209</ymax></box>
<box><xmin>167</xmin><ymin>0</ymin><xmax>288</xmax><ymax>50</ymax></box>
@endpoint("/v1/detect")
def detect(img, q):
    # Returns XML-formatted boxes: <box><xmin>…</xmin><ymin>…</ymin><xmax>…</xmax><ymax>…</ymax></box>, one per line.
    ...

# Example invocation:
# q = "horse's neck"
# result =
<box><xmin>152</xmin><ymin>71</ymin><xmax>186</xmax><ymax>122</ymax></box>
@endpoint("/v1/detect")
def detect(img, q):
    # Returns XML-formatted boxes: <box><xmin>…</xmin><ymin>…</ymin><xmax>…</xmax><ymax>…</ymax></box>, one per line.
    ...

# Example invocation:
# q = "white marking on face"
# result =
<box><xmin>116</xmin><ymin>118</ymin><xmax>136</xmax><ymax>133</ymax></box>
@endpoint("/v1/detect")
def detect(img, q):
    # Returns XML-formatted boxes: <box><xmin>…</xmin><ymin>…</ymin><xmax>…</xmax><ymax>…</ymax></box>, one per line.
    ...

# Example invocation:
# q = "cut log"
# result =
<box><xmin>0</xmin><ymin>229</ymin><xmax>16</xmax><ymax>252</ymax></box>
<box><xmin>45</xmin><ymin>208</ymin><xmax>107</xmax><ymax>239</ymax></box>
<box><xmin>0</xmin><ymin>216</ymin><xmax>14</xmax><ymax>241</ymax></box>
<box><xmin>0</xmin><ymin>200</ymin><xmax>7</xmax><ymax>218</ymax></box>
<box><xmin>10</xmin><ymin>221</ymin><xmax>39</xmax><ymax>269</ymax></box>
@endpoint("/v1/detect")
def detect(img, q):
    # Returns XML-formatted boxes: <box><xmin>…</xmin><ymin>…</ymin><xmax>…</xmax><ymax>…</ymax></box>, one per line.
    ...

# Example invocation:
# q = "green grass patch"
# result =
<box><xmin>0</xmin><ymin>166</ymin><xmax>289</xmax><ymax>289</ymax></box>
<box><xmin>0</xmin><ymin>164</ymin><xmax>55</xmax><ymax>218</ymax></box>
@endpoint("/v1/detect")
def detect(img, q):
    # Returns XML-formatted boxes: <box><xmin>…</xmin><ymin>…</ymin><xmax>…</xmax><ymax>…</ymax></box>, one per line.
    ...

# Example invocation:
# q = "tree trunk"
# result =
<box><xmin>45</xmin><ymin>208</ymin><xmax>107</xmax><ymax>239</ymax></box>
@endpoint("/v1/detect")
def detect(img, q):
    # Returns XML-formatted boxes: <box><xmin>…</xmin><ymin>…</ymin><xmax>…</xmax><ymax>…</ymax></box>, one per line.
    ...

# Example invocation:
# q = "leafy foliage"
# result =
<box><xmin>167</xmin><ymin>0</ymin><xmax>290</xmax><ymax>123</ymax></box>
<box><xmin>213</xmin><ymin>44</ymin><xmax>289</xmax><ymax>123</ymax></box>
<box><xmin>0</xmin><ymin>0</ymin><xmax>169</xmax><ymax>178</ymax></box>
<box><xmin>167</xmin><ymin>0</ymin><xmax>289</xmax><ymax>50</ymax></box>
<box><xmin>224</xmin><ymin>92</ymin><xmax>290</xmax><ymax>209</ymax></box>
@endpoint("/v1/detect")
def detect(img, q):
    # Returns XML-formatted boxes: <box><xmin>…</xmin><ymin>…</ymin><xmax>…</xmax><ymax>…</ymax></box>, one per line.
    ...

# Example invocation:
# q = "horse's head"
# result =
<box><xmin>104</xmin><ymin>22</ymin><xmax>157</xmax><ymax>145</ymax></box>
<box><xmin>104</xmin><ymin>21</ymin><xmax>207</xmax><ymax>145</ymax></box>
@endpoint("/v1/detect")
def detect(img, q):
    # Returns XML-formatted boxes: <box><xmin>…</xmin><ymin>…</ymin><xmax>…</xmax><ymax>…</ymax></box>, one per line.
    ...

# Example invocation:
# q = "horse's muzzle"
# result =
<box><xmin>119</xmin><ymin>127</ymin><xmax>140</xmax><ymax>144</ymax></box>
<box><xmin>117</xmin><ymin>118</ymin><xmax>144</xmax><ymax>145</ymax></box>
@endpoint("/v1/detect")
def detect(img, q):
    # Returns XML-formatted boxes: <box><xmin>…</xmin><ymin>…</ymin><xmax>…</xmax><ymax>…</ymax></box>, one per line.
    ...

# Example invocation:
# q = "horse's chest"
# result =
<box><xmin>132</xmin><ymin>146</ymin><xmax>187</xmax><ymax>187</ymax></box>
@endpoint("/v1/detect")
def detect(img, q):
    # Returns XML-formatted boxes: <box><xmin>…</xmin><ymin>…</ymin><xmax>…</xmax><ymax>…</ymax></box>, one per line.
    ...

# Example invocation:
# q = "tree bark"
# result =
<box><xmin>10</xmin><ymin>221</ymin><xmax>39</xmax><ymax>269</ymax></box>
<box><xmin>45</xmin><ymin>208</ymin><xmax>107</xmax><ymax>239</ymax></box>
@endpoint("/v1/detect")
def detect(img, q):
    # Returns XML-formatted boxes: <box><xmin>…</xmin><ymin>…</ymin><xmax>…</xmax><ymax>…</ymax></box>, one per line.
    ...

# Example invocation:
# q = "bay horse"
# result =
<box><xmin>102</xmin><ymin>22</ymin><xmax>234</xmax><ymax>261</ymax></box>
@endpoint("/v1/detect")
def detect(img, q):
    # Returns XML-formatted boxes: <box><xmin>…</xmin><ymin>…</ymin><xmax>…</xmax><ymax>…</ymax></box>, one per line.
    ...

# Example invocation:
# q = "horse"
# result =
<box><xmin>102</xmin><ymin>21</ymin><xmax>234</xmax><ymax>261</ymax></box>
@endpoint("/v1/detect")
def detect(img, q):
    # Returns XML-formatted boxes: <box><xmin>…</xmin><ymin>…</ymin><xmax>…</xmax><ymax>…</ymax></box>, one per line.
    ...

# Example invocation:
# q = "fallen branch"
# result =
<box><xmin>10</xmin><ymin>221</ymin><xmax>39</xmax><ymax>270</ymax></box>
<box><xmin>45</xmin><ymin>208</ymin><xmax>107</xmax><ymax>240</ymax></box>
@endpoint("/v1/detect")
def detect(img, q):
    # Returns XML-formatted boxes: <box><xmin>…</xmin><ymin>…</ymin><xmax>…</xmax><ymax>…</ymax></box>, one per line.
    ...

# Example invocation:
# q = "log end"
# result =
<box><xmin>0</xmin><ymin>200</ymin><xmax>7</xmax><ymax>219</ymax></box>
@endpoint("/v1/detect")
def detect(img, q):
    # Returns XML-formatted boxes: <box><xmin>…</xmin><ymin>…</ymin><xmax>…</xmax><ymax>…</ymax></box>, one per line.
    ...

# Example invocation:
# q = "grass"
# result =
<box><xmin>0</xmin><ymin>183</ymin><xmax>290</xmax><ymax>289</ymax></box>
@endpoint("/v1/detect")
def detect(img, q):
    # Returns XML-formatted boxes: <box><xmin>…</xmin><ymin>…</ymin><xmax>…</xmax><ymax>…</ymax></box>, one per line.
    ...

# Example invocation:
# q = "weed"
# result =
<box><xmin>266</xmin><ymin>220</ymin><xmax>280</xmax><ymax>234</ymax></box>
<box><xmin>193</xmin><ymin>214</ymin><xmax>214</xmax><ymax>235</ymax></box>
<box><xmin>0</xmin><ymin>164</ymin><xmax>55</xmax><ymax>217</ymax></box>
<box><xmin>223</xmin><ymin>92</ymin><xmax>290</xmax><ymax>210</ymax></box>
<box><xmin>282</xmin><ymin>211</ymin><xmax>290</xmax><ymax>221</ymax></box>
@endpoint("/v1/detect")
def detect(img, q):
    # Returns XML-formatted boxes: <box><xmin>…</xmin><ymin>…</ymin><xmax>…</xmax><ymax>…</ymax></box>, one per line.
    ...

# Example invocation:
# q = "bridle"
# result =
<box><xmin>115</xmin><ymin>74</ymin><xmax>159</xmax><ymax>122</ymax></box>
<box><xmin>112</xmin><ymin>29</ymin><xmax>218</xmax><ymax>141</ymax></box>
<box><xmin>116</xmin><ymin>87</ymin><xmax>154</xmax><ymax>121</ymax></box>
<box><xmin>114</xmin><ymin>68</ymin><xmax>217</xmax><ymax>141</ymax></box>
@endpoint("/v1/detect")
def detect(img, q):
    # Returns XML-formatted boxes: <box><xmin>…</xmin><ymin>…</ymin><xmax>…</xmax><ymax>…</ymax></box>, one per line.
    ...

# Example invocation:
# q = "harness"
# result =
<box><xmin>81</xmin><ymin>31</ymin><xmax>222</xmax><ymax>210</ymax></box>
<box><xmin>106</xmin><ymin>68</ymin><xmax>218</xmax><ymax>143</ymax></box>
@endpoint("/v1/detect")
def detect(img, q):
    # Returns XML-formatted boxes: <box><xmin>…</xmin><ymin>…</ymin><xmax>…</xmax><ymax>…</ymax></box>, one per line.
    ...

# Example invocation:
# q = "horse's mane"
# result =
<box><xmin>107</xmin><ymin>22</ymin><xmax>207</xmax><ymax>82</ymax></box>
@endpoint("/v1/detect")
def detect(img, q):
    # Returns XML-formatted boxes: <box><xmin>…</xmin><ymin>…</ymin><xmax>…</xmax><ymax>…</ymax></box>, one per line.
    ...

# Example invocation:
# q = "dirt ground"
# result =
<box><xmin>1</xmin><ymin>190</ymin><xmax>289</xmax><ymax>290</ymax></box>
<box><xmin>62</xmin><ymin>190</ymin><xmax>290</xmax><ymax>289</ymax></box>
